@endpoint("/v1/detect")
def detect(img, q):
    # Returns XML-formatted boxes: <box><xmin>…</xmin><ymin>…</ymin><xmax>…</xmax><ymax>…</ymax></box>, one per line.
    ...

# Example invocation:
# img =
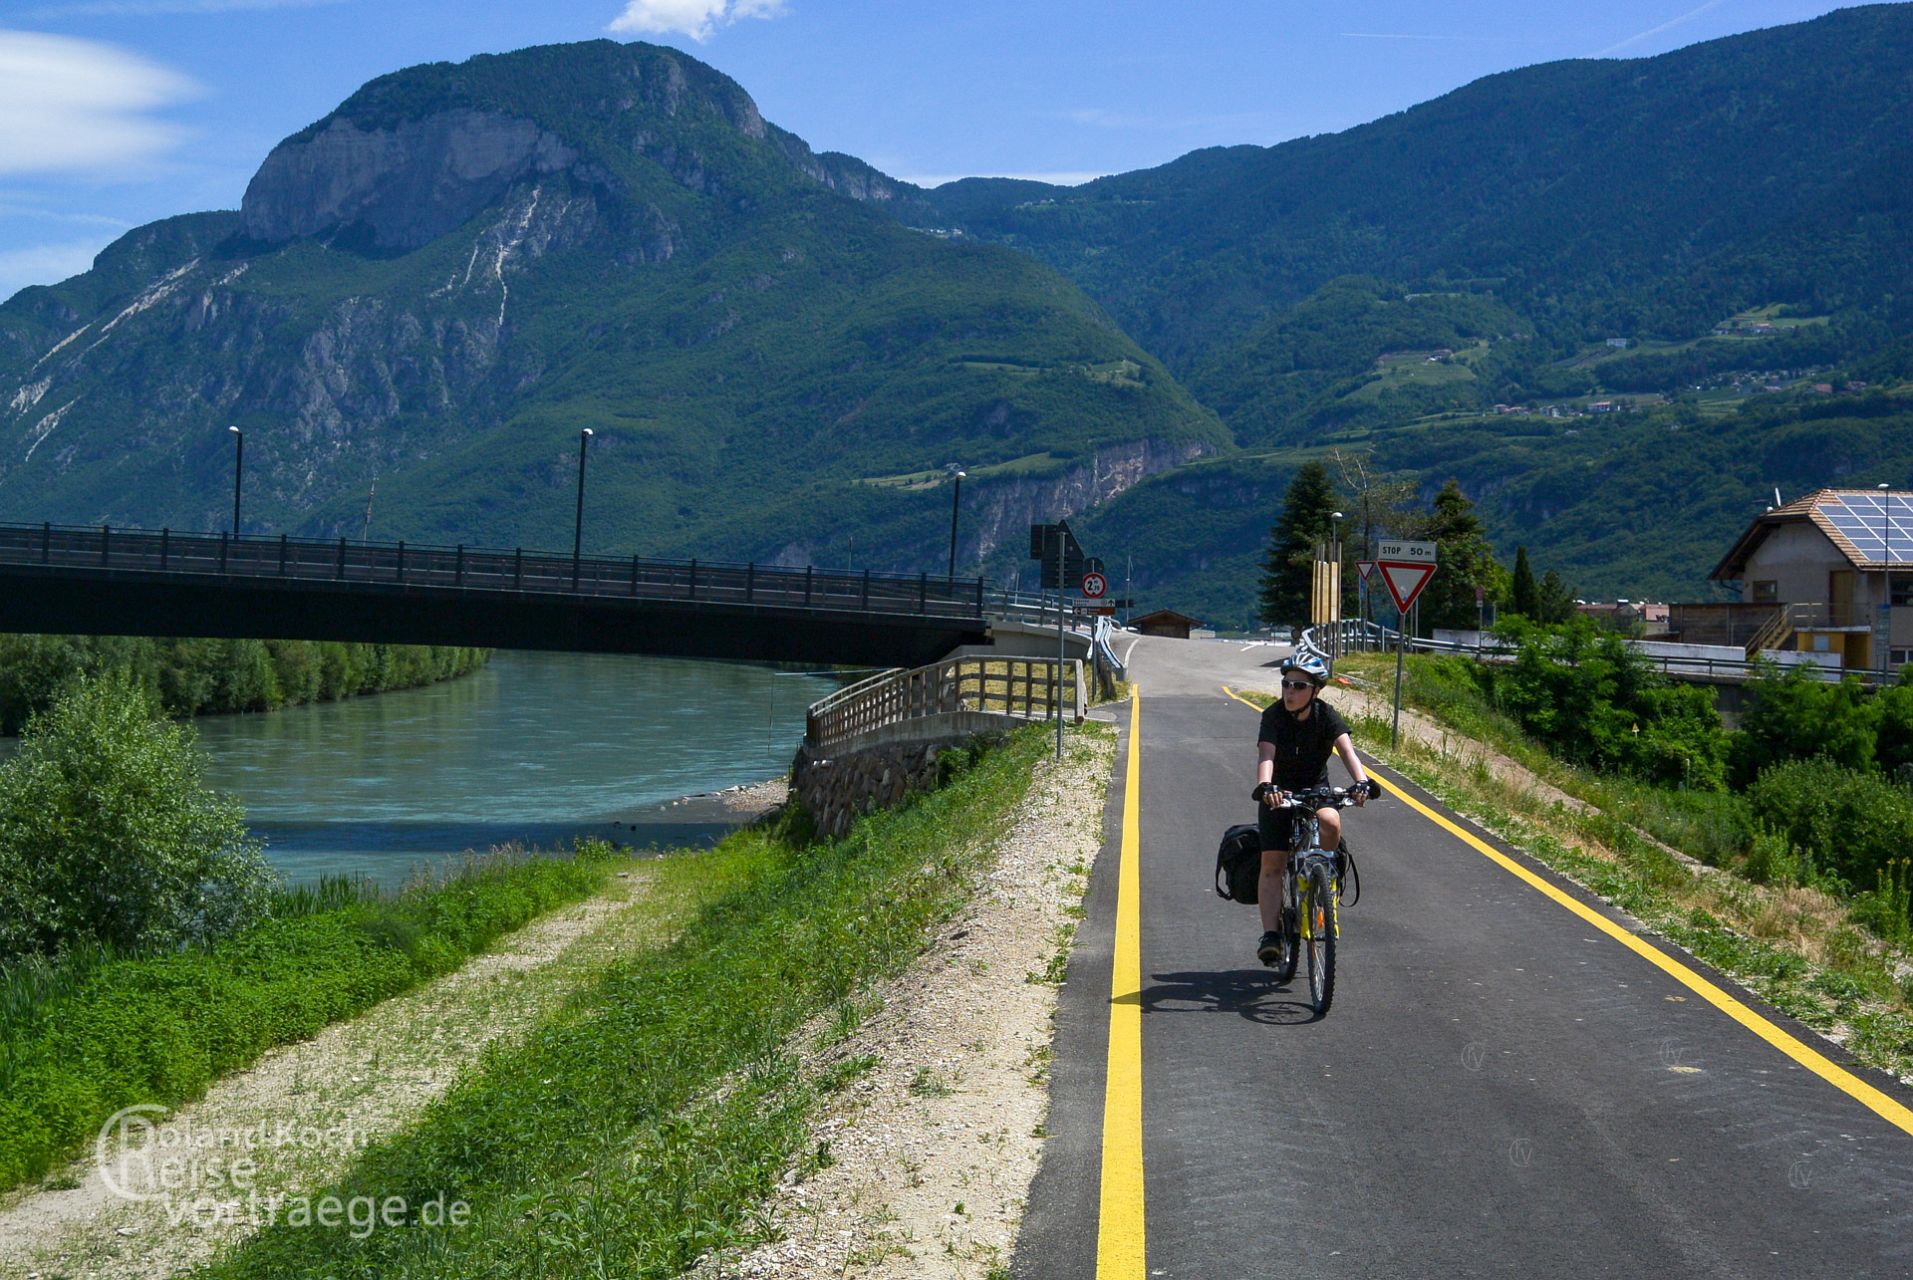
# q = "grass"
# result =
<box><xmin>1332</xmin><ymin>653</ymin><xmax>1913</xmax><ymax>1080</ymax></box>
<box><xmin>197</xmin><ymin>724</ymin><xmax>1061</xmax><ymax>1278</ymax></box>
<box><xmin>0</xmin><ymin>846</ymin><xmax>617</xmax><ymax>1195</ymax></box>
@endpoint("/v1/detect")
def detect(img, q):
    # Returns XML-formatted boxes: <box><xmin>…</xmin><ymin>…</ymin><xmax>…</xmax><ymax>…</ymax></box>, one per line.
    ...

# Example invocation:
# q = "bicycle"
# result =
<box><xmin>1261</xmin><ymin>782</ymin><xmax>1374</xmax><ymax>1016</ymax></box>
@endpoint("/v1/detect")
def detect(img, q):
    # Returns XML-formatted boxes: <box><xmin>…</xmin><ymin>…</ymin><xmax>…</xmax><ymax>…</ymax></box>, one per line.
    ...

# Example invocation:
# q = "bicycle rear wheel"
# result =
<box><xmin>1304</xmin><ymin>861</ymin><xmax>1337</xmax><ymax>1015</ymax></box>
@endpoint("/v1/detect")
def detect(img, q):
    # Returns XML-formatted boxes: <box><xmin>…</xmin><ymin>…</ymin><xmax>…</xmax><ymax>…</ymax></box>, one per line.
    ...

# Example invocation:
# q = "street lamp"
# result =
<box><xmin>1330</xmin><ymin>511</ymin><xmax>1345</xmax><ymax>660</ymax></box>
<box><xmin>228</xmin><ymin>426</ymin><xmax>243</xmax><ymax>536</ymax></box>
<box><xmin>947</xmin><ymin>468</ymin><xmax>966</xmax><ymax>582</ymax></box>
<box><xmin>572</xmin><ymin>428</ymin><xmax>593</xmax><ymax>588</ymax></box>
<box><xmin>1882</xmin><ymin>482</ymin><xmax>1893</xmax><ymax>670</ymax></box>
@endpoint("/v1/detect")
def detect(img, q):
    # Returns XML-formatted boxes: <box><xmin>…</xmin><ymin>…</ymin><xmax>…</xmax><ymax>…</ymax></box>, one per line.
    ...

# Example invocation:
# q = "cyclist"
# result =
<box><xmin>1252</xmin><ymin>652</ymin><xmax>1374</xmax><ymax>964</ymax></box>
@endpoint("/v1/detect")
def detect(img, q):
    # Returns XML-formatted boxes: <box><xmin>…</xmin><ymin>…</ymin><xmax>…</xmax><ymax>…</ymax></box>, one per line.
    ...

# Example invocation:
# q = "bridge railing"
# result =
<box><xmin>0</xmin><ymin>521</ymin><xmax>986</xmax><ymax>619</ymax></box>
<box><xmin>805</xmin><ymin>655</ymin><xmax>1084</xmax><ymax>753</ymax></box>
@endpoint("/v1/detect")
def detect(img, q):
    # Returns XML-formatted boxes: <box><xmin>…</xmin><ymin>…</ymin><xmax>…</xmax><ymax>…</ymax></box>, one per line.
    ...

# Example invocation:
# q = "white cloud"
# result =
<box><xmin>607</xmin><ymin>0</ymin><xmax>786</xmax><ymax>43</ymax></box>
<box><xmin>0</xmin><ymin>237</ymin><xmax>111</xmax><ymax>304</ymax></box>
<box><xmin>0</xmin><ymin>31</ymin><xmax>198</xmax><ymax>176</ymax></box>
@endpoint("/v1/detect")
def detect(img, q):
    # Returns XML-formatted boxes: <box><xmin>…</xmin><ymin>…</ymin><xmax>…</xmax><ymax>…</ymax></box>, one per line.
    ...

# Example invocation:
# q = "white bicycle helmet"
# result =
<box><xmin>1279</xmin><ymin>653</ymin><xmax>1330</xmax><ymax>687</ymax></box>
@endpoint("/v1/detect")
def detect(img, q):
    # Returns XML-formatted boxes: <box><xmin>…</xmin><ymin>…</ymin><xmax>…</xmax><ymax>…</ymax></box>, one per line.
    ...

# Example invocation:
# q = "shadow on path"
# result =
<box><xmin>1134</xmin><ymin>969</ymin><xmax>1321</xmax><ymax>1025</ymax></box>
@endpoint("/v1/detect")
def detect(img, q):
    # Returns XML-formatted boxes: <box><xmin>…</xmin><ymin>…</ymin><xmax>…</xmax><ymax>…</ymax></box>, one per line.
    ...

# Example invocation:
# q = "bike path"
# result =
<box><xmin>1015</xmin><ymin>669</ymin><xmax>1913</xmax><ymax>1279</ymax></box>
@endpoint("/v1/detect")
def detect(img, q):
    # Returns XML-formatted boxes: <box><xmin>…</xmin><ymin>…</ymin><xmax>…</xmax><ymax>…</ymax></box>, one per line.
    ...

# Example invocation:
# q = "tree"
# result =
<box><xmin>1258</xmin><ymin>461</ymin><xmax>1339</xmax><ymax>627</ymax></box>
<box><xmin>1414</xmin><ymin>480</ymin><xmax>1506</xmax><ymax>633</ymax></box>
<box><xmin>1510</xmin><ymin>546</ymin><xmax>1538</xmax><ymax>618</ymax></box>
<box><xmin>1535</xmin><ymin>570</ymin><xmax>1577</xmax><ymax>625</ymax></box>
<box><xmin>1877</xmin><ymin>669</ymin><xmax>1913</xmax><ymax>781</ymax></box>
<box><xmin>1728</xmin><ymin>664</ymin><xmax>1878</xmax><ymax>786</ymax></box>
<box><xmin>0</xmin><ymin>674</ymin><xmax>273</xmax><ymax>959</ymax></box>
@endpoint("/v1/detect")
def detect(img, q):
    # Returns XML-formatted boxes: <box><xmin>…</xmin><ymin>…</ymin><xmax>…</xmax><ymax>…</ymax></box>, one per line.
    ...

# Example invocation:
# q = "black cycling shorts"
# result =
<box><xmin>1257</xmin><ymin>802</ymin><xmax>1305</xmax><ymax>852</ymax></box>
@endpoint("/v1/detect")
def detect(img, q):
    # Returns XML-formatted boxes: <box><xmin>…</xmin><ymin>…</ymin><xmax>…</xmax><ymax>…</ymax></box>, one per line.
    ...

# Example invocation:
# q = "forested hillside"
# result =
<box><xmin>7</xmin><ymin>9</ymin><xmax>1913</xmax><ymax>626</ymax></box>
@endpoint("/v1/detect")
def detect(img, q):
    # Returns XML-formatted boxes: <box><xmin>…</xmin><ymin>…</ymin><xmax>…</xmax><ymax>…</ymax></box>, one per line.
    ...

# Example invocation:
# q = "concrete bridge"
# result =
<box><xmin>0</xmin><ymin>521</ymin><xmax>991</xmax><ymax>668</ymax></box>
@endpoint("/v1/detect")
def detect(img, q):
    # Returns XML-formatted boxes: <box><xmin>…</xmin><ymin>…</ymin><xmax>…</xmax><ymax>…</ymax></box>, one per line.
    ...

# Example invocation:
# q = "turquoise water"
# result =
<box><xmin>178</xmin><ymin>652</ymin><xmax>840</xmax><ymax>886</ymax></box>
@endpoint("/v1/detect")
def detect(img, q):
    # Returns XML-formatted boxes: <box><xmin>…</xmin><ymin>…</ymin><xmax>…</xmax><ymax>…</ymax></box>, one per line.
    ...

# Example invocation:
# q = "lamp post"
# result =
<box><xmin>228</xmin><ymin>426</ymin><xmax>243</xmax><ymax>536</ymax></box>
<box><xmin>1330</xmin><ymin>510</ymin><xmax>1345</xmax><ymax>662</ymax></box>
<box><xmin>572</xmin><ymin>428</ymin><xmax>593</xmax><ymax>589</ymax></box>
<box><xmin>1882</xmin><ymin>482</ymin><xmax>1894</xmax><ymax>672</ymax></box>
<box><xmin>946</xmin><ymin>468</ymin><xmax>965</xmax><ymax>583</ymax></box>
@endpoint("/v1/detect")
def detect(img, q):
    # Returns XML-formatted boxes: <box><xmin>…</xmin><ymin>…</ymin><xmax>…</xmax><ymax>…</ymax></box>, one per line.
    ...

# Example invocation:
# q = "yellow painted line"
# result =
<box><xmin>1097</xmin><ymin>689</ymin><xmax>1146</xmax><ymax>1278</ymax></box>
<box><xmin>1219</xmin><ymin>682</ymin><xmax>1913</xmax><ymax>1138</ymax></box>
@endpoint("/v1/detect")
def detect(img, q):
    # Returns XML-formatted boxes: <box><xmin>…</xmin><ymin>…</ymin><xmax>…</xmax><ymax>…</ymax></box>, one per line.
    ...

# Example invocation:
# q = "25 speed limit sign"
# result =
<box><xmin>1081</xmin><ymin>572</ymin><xmax>1109</xmax><ymax>598</ymax></box>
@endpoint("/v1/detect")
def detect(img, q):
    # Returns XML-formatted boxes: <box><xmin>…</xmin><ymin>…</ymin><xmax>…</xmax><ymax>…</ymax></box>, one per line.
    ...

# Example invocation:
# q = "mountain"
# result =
<box><xmin>0</xmin><ymin>41</ymin><xmax>1223</xmax><ymax>570</ymax></box>
<box><xmin>10</xmin><ymin>11</ymin><xmax>1913</xmax><ymax>629</ymax></box>
<box><xmin>917</xmin><ymin>4</ymin><xmax>1913</xmax><ymax>375</ymax></box>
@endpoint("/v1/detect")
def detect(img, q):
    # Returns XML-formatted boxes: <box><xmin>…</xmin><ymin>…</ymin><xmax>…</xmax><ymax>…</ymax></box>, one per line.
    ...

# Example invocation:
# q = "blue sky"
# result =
<box><xmin>0</xmin><ymin>0</ymin><xmax>1872</xmax><ymax>302</ymax></box>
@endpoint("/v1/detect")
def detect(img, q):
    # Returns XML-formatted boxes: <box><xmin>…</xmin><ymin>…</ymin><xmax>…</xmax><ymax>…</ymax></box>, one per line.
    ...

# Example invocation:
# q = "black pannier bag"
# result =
<box><xmin>1214</xmin><ymin>823</ymin><xmax>1261</xmax><ymax>903</ymax></box>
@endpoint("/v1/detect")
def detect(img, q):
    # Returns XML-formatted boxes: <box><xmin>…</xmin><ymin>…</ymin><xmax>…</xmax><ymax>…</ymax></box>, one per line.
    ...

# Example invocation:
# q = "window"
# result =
<box><xmin>1894</xmin><ymin>648</ymin><xmax>1913</xmax><ymax>668</ymax></box>
<box><xmin>1751</xmin><ymin>580</ymin><xmax>1778</xmax><ymax>603</ymax></box>
<box><xmin>1894</xmin><ymin>575</ymin><xmax>1913</xmax><ymax>607</ymax></box>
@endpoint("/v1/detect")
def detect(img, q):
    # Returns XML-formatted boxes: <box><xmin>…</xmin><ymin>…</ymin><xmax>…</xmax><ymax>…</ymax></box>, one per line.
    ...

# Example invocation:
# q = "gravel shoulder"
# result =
<box><xmin>0</xmin><ymin>867</ymin><xmax>684</xmax><ymax>1280</ymax></box>
<box><xmin>703</xmin><ymin>728</ymin><xmax>1113</xmax><ymax>1280</ymax></box>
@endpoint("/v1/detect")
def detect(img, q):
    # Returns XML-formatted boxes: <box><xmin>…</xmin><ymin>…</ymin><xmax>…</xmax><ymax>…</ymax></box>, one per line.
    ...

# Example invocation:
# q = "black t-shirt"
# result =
<box><xmin>1257</xmin><ymin>698</ymin><xmax>1351</xmax><ymax>791</ymax></box>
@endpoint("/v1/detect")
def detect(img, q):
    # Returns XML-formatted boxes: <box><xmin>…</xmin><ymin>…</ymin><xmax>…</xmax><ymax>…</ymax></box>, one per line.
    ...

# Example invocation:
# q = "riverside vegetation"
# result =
<box><xmin>189</xmin><ymin>727</ymin><xmax>1056</xmax><ymax>1277</ymax></box>
<box><xmin>0</xmin><ymin>674</ymin><xmax>610</xmax><ymax>1192</ymax></box>
<box><xmin>1</xmin><ymin>659</ymin><xmax>1069</xmax><ymax>1274</ymax></box>
<box><xmin>0</xmin><ymin>634</ymin><xmax>491</xmax><ymax>735</ymax></box>
<box><xmin>1332</xmin><ymin>622</ymin><xmax>1913</xmax><ymax>1078</ymax></box>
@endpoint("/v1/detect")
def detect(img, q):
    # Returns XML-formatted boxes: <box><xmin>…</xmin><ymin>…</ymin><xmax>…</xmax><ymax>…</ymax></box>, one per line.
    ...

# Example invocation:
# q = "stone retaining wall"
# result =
<box><xmin>790</xmin><ymin>734</ymin><xmax>1000</xmax><ymax>839</ymax></box>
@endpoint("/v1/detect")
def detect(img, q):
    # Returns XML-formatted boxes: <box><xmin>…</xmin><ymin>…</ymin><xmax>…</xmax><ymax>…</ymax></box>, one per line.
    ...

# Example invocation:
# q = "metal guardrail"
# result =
<box><xmin>805</xmin><ymin>655</ymin><xmax>1084</xmax><ymax>752</ymax></box>
<box><xmin>0</xmin><ymin>521</ymin><xmax>986</xmax><ymax>620</ymax></box>
<box><xmin>1302</xmin><ymin>619</ymin><xmax>1857</xmax><ymax>686</ymax></box>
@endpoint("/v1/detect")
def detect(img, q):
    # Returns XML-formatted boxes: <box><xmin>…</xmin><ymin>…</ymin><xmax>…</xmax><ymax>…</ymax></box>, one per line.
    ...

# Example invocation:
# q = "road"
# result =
<box><xmin>1014</xmin><ymin>635</ymin><xmax>1913</xmax><ymax>1278</ymax></box>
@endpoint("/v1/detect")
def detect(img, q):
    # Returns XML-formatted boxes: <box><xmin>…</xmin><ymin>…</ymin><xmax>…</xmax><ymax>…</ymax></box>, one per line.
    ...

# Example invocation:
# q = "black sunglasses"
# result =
<box><xmin>1282</xmin><ymin>680</ymin><xmax>1315</xmax><ymax>691</ymax></box>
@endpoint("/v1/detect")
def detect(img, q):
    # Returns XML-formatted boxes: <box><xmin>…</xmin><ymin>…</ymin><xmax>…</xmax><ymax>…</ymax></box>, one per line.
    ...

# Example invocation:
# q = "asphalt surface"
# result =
<box><xmin>1014</xmin><ymin>635</ymin><xmax>1913</xmax><ymax>1279</ymax></box>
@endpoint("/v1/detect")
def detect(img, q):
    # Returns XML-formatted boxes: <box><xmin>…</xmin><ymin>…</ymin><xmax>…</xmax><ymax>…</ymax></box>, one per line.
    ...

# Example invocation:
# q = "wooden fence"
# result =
<box><xmin>805</xmin><ymin>656</ymin><xmax>1084</xmax><ymax>753</ymax></box>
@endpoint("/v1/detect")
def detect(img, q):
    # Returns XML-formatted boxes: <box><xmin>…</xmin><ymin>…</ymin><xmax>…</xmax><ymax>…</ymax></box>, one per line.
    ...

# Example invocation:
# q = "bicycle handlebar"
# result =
<box><xmin>1253</xmin><ymin>780</ymin><xmax>1382</xmax><ymax>808</ymax></box>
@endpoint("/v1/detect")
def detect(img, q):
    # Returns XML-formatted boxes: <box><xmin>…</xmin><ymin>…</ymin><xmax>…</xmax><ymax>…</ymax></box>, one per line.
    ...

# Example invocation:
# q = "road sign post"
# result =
<box><xmin>1375</xmin><ymin>540</ymin><xmax>1438</xmax><ymax>750</ymax></box>
<box><xmin>1056</xmin><ymin>529</ymin><xmax>1065</xmax><ymax>759</ymax></box>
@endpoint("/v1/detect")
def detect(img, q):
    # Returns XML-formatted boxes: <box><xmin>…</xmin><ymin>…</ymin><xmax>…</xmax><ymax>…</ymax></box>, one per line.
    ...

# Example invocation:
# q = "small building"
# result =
<box><xmin>1130</xmin><ymin>608</ymin><xmax>1201</xmax><ymax>640</ymax></box>
<box><xmin>1697</xmin><ymin>488</ymin><xmax>1911</xmax><ymax>669</ymax></box>
<box><xmin>1575</xmin><ymin>599</ymin><xmax>1670</xmax><ymax>633</ymax></box>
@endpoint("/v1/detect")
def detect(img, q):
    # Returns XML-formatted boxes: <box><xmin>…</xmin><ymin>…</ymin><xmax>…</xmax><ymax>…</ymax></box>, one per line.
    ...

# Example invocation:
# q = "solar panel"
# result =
<box><xmin>1824</xmin><ymin>494</ymin><xmax>1913</xmax><ymax>564</ymax></box>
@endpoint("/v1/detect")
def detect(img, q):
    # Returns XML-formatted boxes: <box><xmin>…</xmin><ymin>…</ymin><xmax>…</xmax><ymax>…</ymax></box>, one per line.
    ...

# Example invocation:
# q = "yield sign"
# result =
<box><xmin>1356</xmin><ymin>560</ymin><xmax>1377</xmax><ymax>582</ymax></box>
<box><xmin>1377</xmin><ymin>560</ymin><xmax>1436</xmax><ymax>613</ymax></box>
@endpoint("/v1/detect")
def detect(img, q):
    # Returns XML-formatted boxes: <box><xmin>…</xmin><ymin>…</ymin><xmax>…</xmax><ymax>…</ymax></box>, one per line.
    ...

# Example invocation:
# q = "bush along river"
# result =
<box><xmin>185</xmin><ymin>651</ymin><xmax>843</xmax><ymax>886</ymax></box>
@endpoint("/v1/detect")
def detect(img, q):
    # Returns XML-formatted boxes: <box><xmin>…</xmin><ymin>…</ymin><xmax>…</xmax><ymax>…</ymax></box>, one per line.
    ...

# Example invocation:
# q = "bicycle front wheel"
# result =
<box><xmin>1304</xmin><ymin>861</ymin><xmax>1337</xmax><ymax>1015</ymax></box>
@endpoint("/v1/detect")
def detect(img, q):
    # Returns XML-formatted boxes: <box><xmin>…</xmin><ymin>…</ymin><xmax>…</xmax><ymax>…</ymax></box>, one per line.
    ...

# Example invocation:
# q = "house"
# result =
<box><xmin>1575</xmin><ymin>599</ymin><xmax>1671</xmax><ymax>633</ymax></box>
<box><xmin>1129</xmin><ymin>608</ymin><xmax>1201</xmax><ymax>640</ymax></box>
<box><xmin>1696</xmin><ymin>488</ymin><xmax>1911</xmax><ymax>669</ymax></box>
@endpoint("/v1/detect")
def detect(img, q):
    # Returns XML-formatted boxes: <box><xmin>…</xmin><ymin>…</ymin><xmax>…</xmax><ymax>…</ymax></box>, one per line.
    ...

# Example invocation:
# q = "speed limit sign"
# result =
<box><xmin>1082</xmin><ymin>571</ymin><xmax>1108</xmax><ymax>598</ymax></box>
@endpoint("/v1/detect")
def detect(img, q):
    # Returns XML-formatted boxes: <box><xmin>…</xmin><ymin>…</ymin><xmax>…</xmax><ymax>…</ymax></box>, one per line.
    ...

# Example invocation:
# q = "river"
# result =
<box><xmin>181</xmin><ymin>652</ymin><xmax>843</xmax><ymax>887</ymax></box>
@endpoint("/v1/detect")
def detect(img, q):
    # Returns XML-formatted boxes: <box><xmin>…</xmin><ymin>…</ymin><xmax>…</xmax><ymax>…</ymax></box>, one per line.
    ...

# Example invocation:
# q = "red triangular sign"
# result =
<box><xmin>1356</xmin><ymin>560</ymin><xmax>1377</xmax><ymax>582</ymax></box>
<box><xmin>1377</xmin><ymin>560</ymin><xmax>1436</xmax><ymax>613</ymax></box>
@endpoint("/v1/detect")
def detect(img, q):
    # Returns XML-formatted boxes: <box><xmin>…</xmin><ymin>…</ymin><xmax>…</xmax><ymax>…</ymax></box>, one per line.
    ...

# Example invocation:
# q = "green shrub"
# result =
<box><xmin>1731</xmin><ymin>664</ymin><xmax>1879</xmax><ymax>786</ymax></box>
<box><xmin>1875</xmin><ymin>672</ymin><xmax>1913</xmax><ymax>780</ymax></box>
<box><xmin>1479</xmin><ymin>617</ymin><xmax>1729</xmax><ymax>787</ymax></box>
<box><xmin>0</xmin><ymin>674</ymin><xmax>272</xmax><ymax>959</ymax></box>
<box><xmin>1850</xmin><ymin>858</ymin><xmax>1913</xmax><ymax>946</ymax></box>
<box><xmin>1747</xmin><ymin>757</ymin><xmax>1913</xmax><ymax>892</ymax></box>
<box><xmin>1743</xmin><ymin>823</ymin><xmax>1805</xmax><ymax>887</ymax></box>
<box><xmin>0</xmin><ymin>846</ymin><xmax>613</xmax><ymax>1193</ymax></box>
